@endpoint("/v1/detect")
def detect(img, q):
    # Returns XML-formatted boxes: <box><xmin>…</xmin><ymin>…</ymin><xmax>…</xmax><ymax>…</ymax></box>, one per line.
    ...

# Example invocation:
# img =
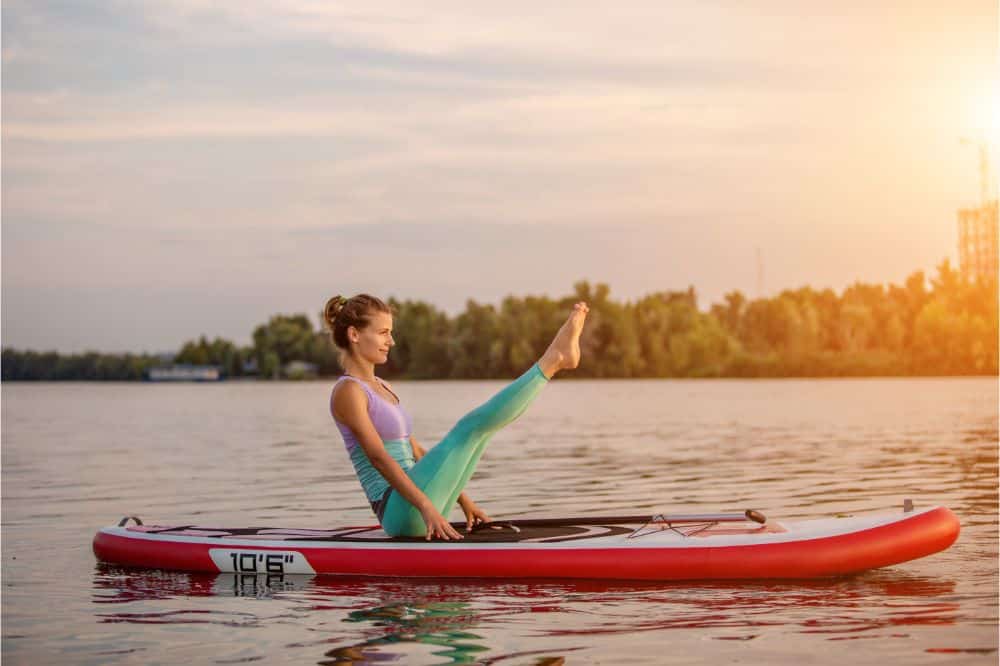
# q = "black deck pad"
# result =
<box><xmin>347</xmin><ymin>524</ymin><xmax>634</xmax><ymax>544</ymax></box>
<box><xmin>135</xmin><ymin>524</ymin><xmax>635</xmax><ymax>544</ymax></box>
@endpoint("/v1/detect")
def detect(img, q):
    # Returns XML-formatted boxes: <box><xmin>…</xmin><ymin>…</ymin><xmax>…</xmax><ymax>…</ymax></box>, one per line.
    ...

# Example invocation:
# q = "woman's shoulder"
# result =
<box><xmin>332</xmin><ymin>376</ymin><xmax>371</xmax><ymax>404</ymax></box>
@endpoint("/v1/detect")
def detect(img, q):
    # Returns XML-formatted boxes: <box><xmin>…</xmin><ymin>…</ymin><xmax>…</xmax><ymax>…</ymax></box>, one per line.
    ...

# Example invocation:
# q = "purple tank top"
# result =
<box><xmin>330</xmin><ymin>375</ymin><xmax>413</xmax><ymax>453</ymax></box>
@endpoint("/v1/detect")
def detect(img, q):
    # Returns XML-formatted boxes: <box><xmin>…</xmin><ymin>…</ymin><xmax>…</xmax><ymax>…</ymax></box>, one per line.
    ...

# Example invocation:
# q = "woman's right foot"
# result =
<box><xmin>539</xmin><ymin>302</ymin><xmax>589</xmax><ymax>378</ymax></box>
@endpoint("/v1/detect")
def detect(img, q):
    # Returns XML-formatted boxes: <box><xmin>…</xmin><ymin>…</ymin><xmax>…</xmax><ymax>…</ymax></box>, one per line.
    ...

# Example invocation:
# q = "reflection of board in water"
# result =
<box><xmin>91</xmin><ymin>563</ymin><xmax>960</xmax><ymax>604</ymax></box>
<box><xmin>92</xmin><ymin>505</ymin><xmax>959</xmax><ymax>580</ymax></box>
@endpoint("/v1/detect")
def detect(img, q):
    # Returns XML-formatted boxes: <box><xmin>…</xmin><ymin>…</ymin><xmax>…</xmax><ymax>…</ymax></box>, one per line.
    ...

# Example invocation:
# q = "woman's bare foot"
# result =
<box><xmin>538</xmin><ymin>302</ymin><xmax>589</xmax><ymax>379</ymax></box>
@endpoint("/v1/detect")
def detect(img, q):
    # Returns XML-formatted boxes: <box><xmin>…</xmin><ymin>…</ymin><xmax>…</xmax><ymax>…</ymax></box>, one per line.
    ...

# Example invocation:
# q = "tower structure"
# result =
<box><xmin>957</xmin><ymin>139</ymin><xmax>998</xmax><ymax>282</ymax></box>
<box><xmin>958</xmin><ymin>201</ymin><xmax>998</xmax><ymax>282</ymax></box>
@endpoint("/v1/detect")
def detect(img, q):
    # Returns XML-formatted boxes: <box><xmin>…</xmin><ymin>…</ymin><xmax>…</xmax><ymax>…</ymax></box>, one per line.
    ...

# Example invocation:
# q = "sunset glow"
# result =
<box><xmin>2</xmin><ymin>1</ymin><xmax>997</xmax><ymax>352</ymax></box>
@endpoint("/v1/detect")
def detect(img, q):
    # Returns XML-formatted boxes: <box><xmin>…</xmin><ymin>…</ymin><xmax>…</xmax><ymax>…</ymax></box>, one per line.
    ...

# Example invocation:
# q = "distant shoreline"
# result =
<box><xmin>4</xmin><ymin>268</ymin><xmax>996</xmax><ymax>381</ymax></box>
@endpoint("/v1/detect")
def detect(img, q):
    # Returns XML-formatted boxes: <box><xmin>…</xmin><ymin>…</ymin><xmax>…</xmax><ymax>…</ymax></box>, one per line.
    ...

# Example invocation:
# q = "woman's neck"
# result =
<box><xmin>342</xmin><ymin>358</ymin><xmax>376</xmax><ymax>381</ymax></box>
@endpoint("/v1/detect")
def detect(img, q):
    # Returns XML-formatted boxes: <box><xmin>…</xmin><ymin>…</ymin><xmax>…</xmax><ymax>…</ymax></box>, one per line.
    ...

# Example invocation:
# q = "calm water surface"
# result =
<box><xmin>2</xmin><ymin>377</ymin><xmax>997</xmax><ymax>664</ymax></box>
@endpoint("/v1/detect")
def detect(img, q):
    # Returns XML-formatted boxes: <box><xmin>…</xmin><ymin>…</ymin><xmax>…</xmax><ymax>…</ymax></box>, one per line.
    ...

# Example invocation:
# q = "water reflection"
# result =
<box><xmin>322</xmin><ymin>602</ymin><xmax>490</xmax><ymax>664</ymax></box>
<box><xmin>92</xmin><ymin>565</ymin><xmax>964</xmax><ymax>663</ymax></box>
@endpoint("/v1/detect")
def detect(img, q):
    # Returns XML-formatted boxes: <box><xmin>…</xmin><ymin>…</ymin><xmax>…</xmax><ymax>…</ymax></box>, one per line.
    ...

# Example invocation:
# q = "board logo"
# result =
<box><xmin>208</xmin><ymin>549</ymin><xmax>316</xmax><ymax>575</ymax></box>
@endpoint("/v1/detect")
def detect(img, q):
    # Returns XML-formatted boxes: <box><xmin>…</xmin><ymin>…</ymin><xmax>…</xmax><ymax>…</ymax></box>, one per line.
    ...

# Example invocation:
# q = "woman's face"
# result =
<box><xmin>349</xmin><ymin>311</ymin><xmax>394</xmax><ymax>365</ymax></box>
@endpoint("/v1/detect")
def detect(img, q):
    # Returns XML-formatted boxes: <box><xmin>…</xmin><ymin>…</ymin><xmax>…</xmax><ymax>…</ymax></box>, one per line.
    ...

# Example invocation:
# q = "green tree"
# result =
<box><xmin>388</xmin><ymin>299</ymin><xmax>453</xmax><ymax>379</ymax></box>
<box><xmin>449</xmin><ymin>301</ymin><xmax>501</xmax><ymax>378</ymax></box>
<box><xmin>252</xmin><ymin>314</ymin><xmax>316</xmax><ymax>379</ymax></box>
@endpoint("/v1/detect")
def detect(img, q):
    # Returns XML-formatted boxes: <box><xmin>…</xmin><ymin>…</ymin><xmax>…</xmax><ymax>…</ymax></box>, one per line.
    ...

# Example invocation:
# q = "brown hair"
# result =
<box><xmin>322</xmin><ymin>294</ymin><xmax>393</xmax><ymax>350</ymax></box>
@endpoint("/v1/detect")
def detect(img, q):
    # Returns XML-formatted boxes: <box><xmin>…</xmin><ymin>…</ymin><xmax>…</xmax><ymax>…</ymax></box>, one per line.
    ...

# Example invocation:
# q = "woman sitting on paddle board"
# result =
<box><xmin>325</xmin><ymin>294</ymin><xmax>589</xmax><ymax>541</ymax></box>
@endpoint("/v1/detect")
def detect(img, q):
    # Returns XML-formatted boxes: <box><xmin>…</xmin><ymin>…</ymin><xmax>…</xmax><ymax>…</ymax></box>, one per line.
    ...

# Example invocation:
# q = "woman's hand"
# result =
<box><xmin>419</xmin><ymin>504</ymin><xmax>464</xmax><ymax>541</ymax></box>
<box><xmin>459</xmin><ymin>497</ymin><xmax>491</xmax><ymax>532</ymax></box>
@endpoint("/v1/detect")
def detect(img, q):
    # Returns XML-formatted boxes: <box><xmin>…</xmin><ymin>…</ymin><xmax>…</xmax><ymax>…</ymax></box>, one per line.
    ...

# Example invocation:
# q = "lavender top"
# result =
<box><xmin>330</xmin><ymin>375</ymin><xmax>415</xmax><ymax>503</ymax></box>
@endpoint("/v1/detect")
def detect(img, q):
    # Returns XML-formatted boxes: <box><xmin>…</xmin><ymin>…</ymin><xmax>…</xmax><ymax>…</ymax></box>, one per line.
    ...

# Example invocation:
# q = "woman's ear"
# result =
<box><xmin>347</xmin><ymin>326</ymin><xmax>359</xmax><ymax>344</ymax></box>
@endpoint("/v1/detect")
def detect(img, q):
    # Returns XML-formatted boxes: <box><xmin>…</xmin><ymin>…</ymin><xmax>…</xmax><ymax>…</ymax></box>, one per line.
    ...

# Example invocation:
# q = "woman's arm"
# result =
<box><xmin>334</xmin><ymin>383</ymin><xmax>462</xmax><ymax>540</ymax></box>
<box><xmin>410</xmin><ymin>435</ymin><xmax>491</xmax><ymax>531</ymax></box>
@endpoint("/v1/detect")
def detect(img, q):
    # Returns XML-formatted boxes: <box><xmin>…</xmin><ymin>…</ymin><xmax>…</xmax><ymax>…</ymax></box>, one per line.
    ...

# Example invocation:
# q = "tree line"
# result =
<box><xmin>2</xmin><ymin>261</ymin><xmax>996</xmax><ymax>381</ymax></box>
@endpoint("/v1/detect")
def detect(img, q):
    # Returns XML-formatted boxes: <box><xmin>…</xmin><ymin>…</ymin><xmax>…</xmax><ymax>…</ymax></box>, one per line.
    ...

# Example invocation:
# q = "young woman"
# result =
<box><xmin>325</xmin><ymin>294</ymin><xmax>589</xmax><ymax>540</ymax></box>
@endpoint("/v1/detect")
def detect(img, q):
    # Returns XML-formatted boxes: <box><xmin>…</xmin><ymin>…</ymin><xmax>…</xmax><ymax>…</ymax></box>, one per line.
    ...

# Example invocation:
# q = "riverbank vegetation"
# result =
<box><xmin>3</xmin><ymin>261</ymin><xmax>996</xmax><ymax>380</ymax></box>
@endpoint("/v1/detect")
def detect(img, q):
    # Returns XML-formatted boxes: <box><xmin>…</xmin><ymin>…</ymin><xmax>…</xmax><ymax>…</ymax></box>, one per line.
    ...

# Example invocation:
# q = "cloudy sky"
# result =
<box><xmin>2</xmin><ymin>1</ymin><xmax>997</xmax><ymax>353</ymax></box>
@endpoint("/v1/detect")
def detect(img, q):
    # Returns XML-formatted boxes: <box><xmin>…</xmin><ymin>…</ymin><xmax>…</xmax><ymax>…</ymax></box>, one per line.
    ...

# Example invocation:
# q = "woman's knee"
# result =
<box><xmin>381</xmin><ymin>510</ymin><xmax>424</xmax><ymax>537</ymax></box>
<box><xmin>381</xmin><ymin>498</ymin><xmax>427</xmax><ymax>537</ymax></box>
<box><xmin>451</xmin><ymin>412</ymin><xmax>491</xmax><ymax>443</ymax></box>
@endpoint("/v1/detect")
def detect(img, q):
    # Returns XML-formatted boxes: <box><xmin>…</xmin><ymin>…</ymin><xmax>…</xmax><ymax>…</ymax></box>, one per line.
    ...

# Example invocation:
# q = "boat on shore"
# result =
<box><xmin>146</xmin><ymin>365</ymin><xmax>222</xmax><ymax>382</ymax></box>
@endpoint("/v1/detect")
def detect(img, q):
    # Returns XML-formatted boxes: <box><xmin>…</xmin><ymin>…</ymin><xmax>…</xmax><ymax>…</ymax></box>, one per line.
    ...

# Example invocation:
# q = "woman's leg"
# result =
<box><xmin>380</xmin><ymin>363</ymin><xmax>549</xmax><ymax>536</ymax></box>
<box><xmin>380</xmin><ymin>302</ymin><xmax>590</xmax><ymax>537</ymax></box>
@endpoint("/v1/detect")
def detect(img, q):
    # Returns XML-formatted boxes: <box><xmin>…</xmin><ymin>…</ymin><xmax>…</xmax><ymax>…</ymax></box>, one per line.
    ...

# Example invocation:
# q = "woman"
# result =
<box><xmin>325</xmin><ymin>294</ymin><xmax>589</xmax><ymax>540</ymax></box>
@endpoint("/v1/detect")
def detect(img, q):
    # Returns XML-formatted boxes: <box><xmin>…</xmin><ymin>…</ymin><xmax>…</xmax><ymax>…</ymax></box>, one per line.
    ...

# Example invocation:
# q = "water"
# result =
<box><xmin>2</xmin><ymin>377</ymin><xmax>997</xmax><ymax>664</ymax></box>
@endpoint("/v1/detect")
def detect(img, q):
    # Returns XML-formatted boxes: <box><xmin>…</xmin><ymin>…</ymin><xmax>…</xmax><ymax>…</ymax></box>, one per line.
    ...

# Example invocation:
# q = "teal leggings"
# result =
<box><xmin>380</xmin><ymin>363</ymin><xmax>549</xmax><ymax>537</ymax></box>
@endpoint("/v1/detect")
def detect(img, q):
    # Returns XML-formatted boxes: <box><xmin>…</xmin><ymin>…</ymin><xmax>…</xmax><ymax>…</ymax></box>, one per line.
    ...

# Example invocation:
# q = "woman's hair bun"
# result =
<box><xmin>323</xmin><ymin>295</ymin><xmax>345</xmax><ymax>330</ymax></box>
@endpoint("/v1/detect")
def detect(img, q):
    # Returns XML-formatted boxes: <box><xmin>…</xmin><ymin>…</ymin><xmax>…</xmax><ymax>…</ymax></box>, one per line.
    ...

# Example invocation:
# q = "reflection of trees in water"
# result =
<box><xmin>320</xmin><ymin>602</ymin><xmax>487</xmax><ymax>664</ymax></box>
<box><xmin>321</xmin><ymin>600</ymin><xmax>575</xmax><ymax>665</ymax></box>
<box><xmin>317</xmin><ymin>585</ymin><xmax>579</xmax><ymax>664</ymax></box>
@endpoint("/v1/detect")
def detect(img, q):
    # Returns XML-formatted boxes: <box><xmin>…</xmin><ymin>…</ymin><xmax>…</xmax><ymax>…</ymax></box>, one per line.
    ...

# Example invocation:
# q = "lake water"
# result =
<box><xmin>2</xmin><ymin>377</ymin><xmax>997</xmax><ymax>664</ymax></box>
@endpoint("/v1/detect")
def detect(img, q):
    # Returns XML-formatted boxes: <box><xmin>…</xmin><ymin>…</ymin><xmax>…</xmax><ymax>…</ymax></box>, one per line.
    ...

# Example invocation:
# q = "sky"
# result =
<box><xmin>2</xmin><ymin>1</ymin><xmax>997</xmax><ymax>353</ymax></box>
